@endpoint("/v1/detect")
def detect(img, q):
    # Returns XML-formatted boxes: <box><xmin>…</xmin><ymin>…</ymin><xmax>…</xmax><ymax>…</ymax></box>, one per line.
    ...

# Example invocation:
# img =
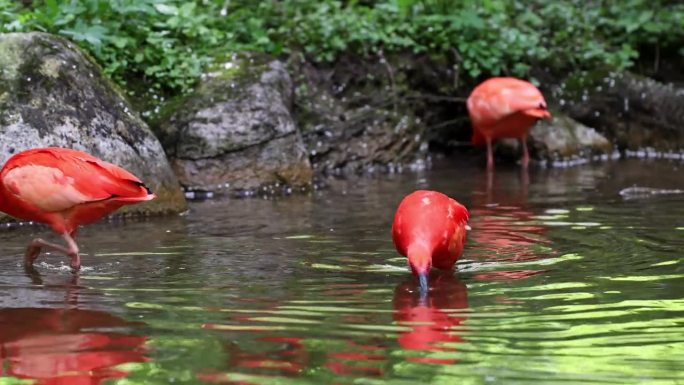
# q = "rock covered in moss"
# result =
<box><xmin>531</xmin><ymin>114</ymin><xmax>613</xmax><ymax>161</ymax></box>
<box><xmin>0</xmin><ymin>32</ymin><xmax>187</xmax><ymax>217</ymax></box>
<box><xmin>154</xmin><ymin>55</ymin><xmax>312</xmax><ymax>194</ymax></box>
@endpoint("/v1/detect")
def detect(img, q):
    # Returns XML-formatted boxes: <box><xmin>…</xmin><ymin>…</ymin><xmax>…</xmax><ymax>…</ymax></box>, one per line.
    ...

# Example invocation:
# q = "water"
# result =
<box><xmin>1</xmin><ymin>159</ymin><xmax>683</xmax><ymax>385</ymax></box>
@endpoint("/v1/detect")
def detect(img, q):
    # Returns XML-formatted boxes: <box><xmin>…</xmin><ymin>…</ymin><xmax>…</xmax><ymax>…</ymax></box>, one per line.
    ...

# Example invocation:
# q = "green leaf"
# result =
<box><xmin>60</xmin><ymin>24</ymin><xmax>109</xmax><ymax>47</ymax></box>
<box><xmin>154</xmin><ymin>3</ymin><xmax>178</xmax><ymax>16</ymax></box>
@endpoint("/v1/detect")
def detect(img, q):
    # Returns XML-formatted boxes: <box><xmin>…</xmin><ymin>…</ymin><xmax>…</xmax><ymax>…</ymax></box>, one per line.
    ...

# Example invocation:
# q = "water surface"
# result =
<box><xmin>1</xmin><ymin>159</ymin><xmax>683</xmax><ymax>385</ymax></box>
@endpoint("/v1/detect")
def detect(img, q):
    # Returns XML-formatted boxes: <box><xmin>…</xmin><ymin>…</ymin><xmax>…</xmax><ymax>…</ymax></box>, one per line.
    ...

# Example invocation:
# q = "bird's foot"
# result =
<box><xmin>69</xmin><ymin>253</ymin><xmax>81</xmax><ymax>271</ymax></box>
<box><xmin>25</xmin><ymin>237</ymin><xmax>79</xmax><ymax>270</ymax></box>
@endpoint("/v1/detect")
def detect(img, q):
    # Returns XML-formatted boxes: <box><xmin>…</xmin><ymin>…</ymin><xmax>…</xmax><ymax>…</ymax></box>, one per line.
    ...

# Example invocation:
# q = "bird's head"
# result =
<box><xmin>530</xmin><ymin>101</ymin><xmax>552</xmax><ymax>119</ymax></box>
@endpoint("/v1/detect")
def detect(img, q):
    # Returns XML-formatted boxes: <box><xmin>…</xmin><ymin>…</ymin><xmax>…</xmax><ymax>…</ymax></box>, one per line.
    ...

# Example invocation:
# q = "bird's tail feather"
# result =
<box><xmin>112</xmin><ymin>192</ymin><xmax>156</xmax><ymax>202</ymax></box>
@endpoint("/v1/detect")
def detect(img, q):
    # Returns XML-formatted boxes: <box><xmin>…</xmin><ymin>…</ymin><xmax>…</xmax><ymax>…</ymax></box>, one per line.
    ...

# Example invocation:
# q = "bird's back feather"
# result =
<box><xmin>0</xmin><ymin>148</ymin><xmax>154</xmax><ymax>231</ymax></box>
<box><xmin>467</xmin><ymin>77</ymin><xmax>549</xmax><ymax>143</ymax></box>
<box><xmin>392</xmin><ymin>190</ymin><xmax>469</xmax><ymax>270</ymax></box>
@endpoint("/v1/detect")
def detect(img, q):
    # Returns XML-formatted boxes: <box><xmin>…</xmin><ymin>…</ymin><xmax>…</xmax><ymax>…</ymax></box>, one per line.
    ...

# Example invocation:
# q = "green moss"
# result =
<box><xmin>0</xmin><ymin>34</ymin><xmax>23</xmax><ymax>83</ymax></box>
<box><xmin>559</xmin><ymin>69</ymin><xmax>613</xmax><ymax>100</ymax></box>
<box><xmin>150</xmin><ymin>53</ymin><xmax>268</xmax><ymax>132</ymax></box>
<box><xmin>39</xmin><ymin>57</ymin><xmax>61</xmax><ymax>79</ymax></box>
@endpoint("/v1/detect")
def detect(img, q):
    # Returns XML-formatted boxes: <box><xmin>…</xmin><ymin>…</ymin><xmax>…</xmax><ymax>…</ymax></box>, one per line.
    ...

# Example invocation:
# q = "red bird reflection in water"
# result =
<box><xmin>201</xmin><ymin>293</ymin><xmax>389</xmax><ymax>382</ymax></box>
<box><xmin>0</xmin><ymin>307</ymin><xmax>148</xmax><ymax>385</ymax></box>
<box><xmin>467</xmin><ymin>171</ymin><xmax>552</xmax><ymax>283</ymax></box>
<box><xmin>393</xmin><ymin>273</ymin><xmax>468</xmax><ymax>365</ymax></box>
<box><xmin>324</xmin><ymin>341</ymin><xmax>386</xmax><ymax>377</ymax></box>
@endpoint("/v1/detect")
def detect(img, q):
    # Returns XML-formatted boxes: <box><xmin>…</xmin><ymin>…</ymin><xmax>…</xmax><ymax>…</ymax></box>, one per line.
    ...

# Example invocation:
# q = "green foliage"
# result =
<box><xmin>0</xmin><ymin>0</ymin><xmax>682</xmax><ymax>103</ymax></box>
<box><xmin>0</xmin><ymin>0</ymin><xmax>225</xmax><ymax>94</ymax></box>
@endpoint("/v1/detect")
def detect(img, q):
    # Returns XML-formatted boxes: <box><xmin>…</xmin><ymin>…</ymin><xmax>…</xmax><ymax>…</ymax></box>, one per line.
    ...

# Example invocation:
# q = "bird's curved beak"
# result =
<box><xmin>418</xmin><ymin>271</ymin><xmax>429</xmax><ymax>295</ymax></box>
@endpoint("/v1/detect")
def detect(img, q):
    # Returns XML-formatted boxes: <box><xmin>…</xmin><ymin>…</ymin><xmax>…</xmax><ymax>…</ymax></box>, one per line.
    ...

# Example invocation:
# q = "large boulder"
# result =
<box><xmin>292</xmin><ymin>55</ymin><xmax>428</xmax><ymax>174</ymax></box>
<box><xmin>562</xmin><ymin>71</ymin><xmax>684</xmax><ymax>153</ymax></box>
<box><xmin>0</xmin><ymin>32</ymin><xmax>186</xmax><ymax>217</ymax></box>
<box><xmin>154</xmin><ymin>55</ymin><xmax>312</xmax><ymax>194</ymax></box>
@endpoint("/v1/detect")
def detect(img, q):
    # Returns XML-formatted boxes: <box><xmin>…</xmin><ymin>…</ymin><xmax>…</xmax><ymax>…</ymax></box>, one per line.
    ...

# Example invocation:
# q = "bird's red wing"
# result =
<box><xmin>80</xmin><ymin>158</ymin><xmax>151</xmax><ymax>199</ymax></box>
<box><xmin>468</xmin><ymin>77</ymin><xmax>547</xmax><ymax>128</ymax></box>
<box><xmin>55</xmin><ymin>150</ymin><xmax>151</xmax><ymax>202</ymax></box>
<box><xmin>503</xmin><ymin>82</ymin><xmax>547</xmax><ymax>116</ymax></box>
<box><xmin>1</xmin><ymin>148</ymin><xmax>150</xmax><ymax>213</ymax></box>
<box><xmin>449</xmin><ymin>199</ymin><xmax>469</xmax><ymax>223</ymax></box>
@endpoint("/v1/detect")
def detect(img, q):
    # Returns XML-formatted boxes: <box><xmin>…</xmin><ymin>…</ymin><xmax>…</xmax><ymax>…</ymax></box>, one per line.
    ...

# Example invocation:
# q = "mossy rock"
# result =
<box><xmin>152</xmin><ymin>53</ymin><xmax>312</xmax><ymax>193</ymax></box>
<box><xmin>0</xmin><ymin>32</ymin><xmax>187</xmax><ymax>220</ymax></box>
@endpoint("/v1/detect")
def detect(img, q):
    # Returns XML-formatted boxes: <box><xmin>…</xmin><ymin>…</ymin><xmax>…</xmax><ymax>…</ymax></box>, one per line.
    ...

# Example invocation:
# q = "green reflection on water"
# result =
<box><xmin>1</xmin><ymin>161</ymin><xmax>683</xmax><ymax>385</ymax></box>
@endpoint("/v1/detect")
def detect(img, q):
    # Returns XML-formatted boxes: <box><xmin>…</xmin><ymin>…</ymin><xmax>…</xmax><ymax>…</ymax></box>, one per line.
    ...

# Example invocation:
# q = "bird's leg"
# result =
<box><xmin>25</xmin><ymin>238</ymin><xmax>73</xmax><ymax>266</ymax></box>
<box><xmin>24</xmin><ymin>232</ymin><xmax>81</xmax><ymax>270</ymax></box>
<box><xmin>521</xmin><ymin>136</ymin><xmax>530</xmax><ymax>168</ymax></box>
<box><xmin>62</xmin><ymin>232</ymin><xmax>81</xmax><ymax>270</ymax></box>
<box><xmin>486</xmin><ymin>137</ymin><xmax>494</xmax><ymax>170</ymax></box>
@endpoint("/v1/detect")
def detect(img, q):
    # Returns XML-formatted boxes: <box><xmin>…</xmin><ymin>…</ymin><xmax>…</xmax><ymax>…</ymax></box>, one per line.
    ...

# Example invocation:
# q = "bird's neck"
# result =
<box><xmin>407</xmin><ymin>243</ymin><xmax>432</xmax><ymax>275</ymax></box>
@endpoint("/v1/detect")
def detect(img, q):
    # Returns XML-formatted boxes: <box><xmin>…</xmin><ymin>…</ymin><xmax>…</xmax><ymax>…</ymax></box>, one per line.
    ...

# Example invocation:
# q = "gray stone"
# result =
<box><xmin>498</xmin><ymin>113</ymin><xmax>612</xmax><ymax>165</ymax></box>
<box><xmin>293</xmin><ymin>56</ymin><xmax>427</xmax><ymax>174</ymax></box>
<box><xmin>0</xmin><ymin>32</ymin><xmax>187</xmax><ymax>218</ymax></box>
<box><xmin>155</xmin><ymin>55</ymin><xmax>312</xmax><ymax>192</ymax></box>
<box><xmin>562</xmin><ymin>71</ymin><xmax>684</xmax><ymax>152</ymax></box>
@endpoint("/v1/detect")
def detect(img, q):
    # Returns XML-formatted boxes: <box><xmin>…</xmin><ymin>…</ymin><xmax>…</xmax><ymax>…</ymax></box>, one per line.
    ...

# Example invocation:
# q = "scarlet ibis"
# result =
<box><xmin>0</xmin><ymin>147</ymin><xmax>155</xmax><ymax>270</ymax></box>
<box><xmin>391</xmin><ymin>190</ymin><xmax>470</xmax><ymax>293</ymax></box>
<box><xmin>467</xmin><ymin>77</ymin><xmax>551</xmax><ymax>169</ymax></box>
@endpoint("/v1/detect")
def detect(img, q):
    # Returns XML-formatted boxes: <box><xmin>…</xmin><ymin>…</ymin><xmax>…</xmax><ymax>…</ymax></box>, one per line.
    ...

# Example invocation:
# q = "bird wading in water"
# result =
<box><xmin>391</xmin><ymin>190</ymin><xmax>470</xmax><ymax>294</ymax></box>
<box><xmin>0</xmin><ymin>147</ymin><xmax>155</xmax><ymax>270</ymax></box>
<box><xmin>467</xmin><ymin>77</ymin><xmax>551</xmax><ymax>170</ymax></box>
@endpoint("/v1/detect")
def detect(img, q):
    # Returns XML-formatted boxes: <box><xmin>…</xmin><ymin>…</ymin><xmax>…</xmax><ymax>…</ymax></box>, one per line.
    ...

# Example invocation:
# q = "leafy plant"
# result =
<box><xmin>0</xmin><ymin>0</ymin><xmax>681</xmax><ymax>111</ymax></box>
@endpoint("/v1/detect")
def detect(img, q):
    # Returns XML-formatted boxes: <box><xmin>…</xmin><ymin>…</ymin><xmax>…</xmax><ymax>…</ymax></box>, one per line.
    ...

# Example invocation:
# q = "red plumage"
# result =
<box><xmin>466</xmin><ymin>77</ymin><xmax>551</xmax><ymax>169</ymax></box>
<box><xmin>0</xmin><ymin>147</ymin><xmax>155</xmax><ymax>269</ymax></box>
<box><xmin>391</xmin><ymin>190</ymin><xmax>469</xmax><ymax>291</ymax></box>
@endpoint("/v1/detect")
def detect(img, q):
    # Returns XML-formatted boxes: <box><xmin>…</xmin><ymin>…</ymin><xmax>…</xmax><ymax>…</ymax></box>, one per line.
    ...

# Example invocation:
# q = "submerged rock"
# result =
<box><xmin>292</xmin><ymin>55</ymin><xmax>427</xmax><ymax>174</ymax></box>
<box><xmin>562</xmin><ymin>71</ymin><xmax>684</xmax><ymax>152</ymax></box>
<box><xmin>619</xmin><ymin>186</ymin><xmax>684</xmax><ymax>200</ymax></box>
<box><xmin>154</xmin><ymin>55</ymin><xmax>312</xmax><ymax>194</ymax></box>
<box><xmin>499</xmin><ymin>113</ymin><xmax>613</xmax><ymax>166</ymax></box>
<box><xmin>0</xmin><ymin>32</ymin><xmax>187</xmax><ymax>218</ymax></box>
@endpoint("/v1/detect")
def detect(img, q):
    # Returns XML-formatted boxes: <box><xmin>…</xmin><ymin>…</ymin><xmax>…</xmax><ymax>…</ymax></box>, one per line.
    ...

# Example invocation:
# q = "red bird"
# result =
<box><xmin>467</xmin><ymin>77</ymin><xmax>551</xmax><ymax>169</ymax></box>
<box><xmin>0</xmin><ymin>147</ymin><xmax>155</xmax><ymax>270</ymax></box>
<box><xmin>391</xmin><ymin>190</ymin><xmax>470</xmax><ymax>293</ymax></box>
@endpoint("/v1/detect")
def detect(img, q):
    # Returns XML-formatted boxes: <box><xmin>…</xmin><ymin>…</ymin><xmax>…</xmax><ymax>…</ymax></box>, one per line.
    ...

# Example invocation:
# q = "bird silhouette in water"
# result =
<box><xmin>467</xmin><ymin>77</ymin><xmax>551</xmax><ymax>170</ymax></box>
<box><xmin>0</xmin><ymin>147</ymin><xmax>155</xmax><ymax>270</ymax></box>
<box><xmin>392</xmin><ymin>190</ymin><xmax>470</xmax><ymax>294</ymax></box>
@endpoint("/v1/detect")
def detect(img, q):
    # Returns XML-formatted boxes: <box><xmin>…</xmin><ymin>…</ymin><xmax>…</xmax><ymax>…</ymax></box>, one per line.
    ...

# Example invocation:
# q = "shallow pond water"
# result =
<box><xmin>1</xmin><ymin>159</ymin><xmax>683</xmax><ymax>385</ymax></box>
